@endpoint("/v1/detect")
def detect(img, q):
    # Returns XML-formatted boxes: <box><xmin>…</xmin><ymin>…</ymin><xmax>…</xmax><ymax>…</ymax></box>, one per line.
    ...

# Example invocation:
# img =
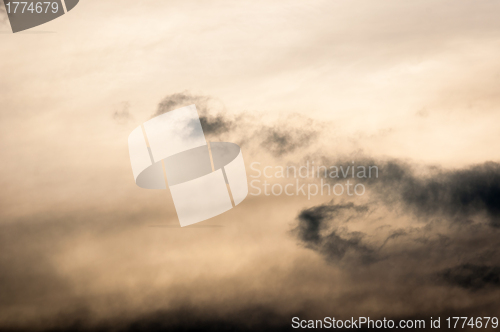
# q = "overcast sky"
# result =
<box><xmin>1</xmin><ymin>1</ymin><xmax>500</xmax><ymax>330</ymax></box>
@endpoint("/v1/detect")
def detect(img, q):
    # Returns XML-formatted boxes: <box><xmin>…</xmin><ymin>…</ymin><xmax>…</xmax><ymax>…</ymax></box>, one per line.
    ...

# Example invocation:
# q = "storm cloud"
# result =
<box><xmin>441</xmin><ymin>264</ymin><xmax>500</xmax><ymax>291</ymax></box>
<box><xmin>372</xmin><ymin>160</ymin><xmax>500</xmax><ymax>227</ymax></box>
<box><xmin>316</xmin><ymin>158</ymin><xmax>500</xmax><ymax>227</ymax></box>
<box><xmin>260</xmin><ymin>125</ymin><xmax>317</xmax><ymax>158</ymax></box>
<box><xmin>293</xmin><ymin>202</ymin><xmax>375</xmax><ymax>264</ymax></box>
<box><xmin>36</xmin><ymin>306</ymin><xmax>300</xmax><ymax>332</ymax></box>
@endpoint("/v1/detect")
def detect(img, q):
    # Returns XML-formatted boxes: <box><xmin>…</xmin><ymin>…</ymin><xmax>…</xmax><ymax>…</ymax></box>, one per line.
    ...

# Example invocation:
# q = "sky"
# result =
<box><xmin>1</xmin><ymin>0</ymin><xmax>500</xmax><ymax>331</ymax></box>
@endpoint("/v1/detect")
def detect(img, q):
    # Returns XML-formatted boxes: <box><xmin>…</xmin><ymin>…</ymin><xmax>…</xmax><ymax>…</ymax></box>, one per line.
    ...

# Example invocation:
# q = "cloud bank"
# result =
<box><xmin>294</xmin><ymin>160</ymin><xmax>500</xmax><ymax>295</ymax></box>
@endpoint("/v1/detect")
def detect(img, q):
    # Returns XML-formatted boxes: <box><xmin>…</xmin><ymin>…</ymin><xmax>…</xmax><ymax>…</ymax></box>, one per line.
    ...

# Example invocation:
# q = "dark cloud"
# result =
<box><xmin>293</xmin><ymin>159</ymin><xmax>500</xmax><ymax>296</ymax></box>
<box><xmin>0</xmin><ymin>304</ymin><xmax>299</xmax><ymax>332</ymax></box>
<box><xmin>154</xmin><ymin>92</ymin><xmax>209</xmax><ymax>116</ymax></box>
<box><xmin>441</xmin><ymin>264</ymin><xmax>500</xmax><ymax>290</ymax></box>
<box><xmin>40</xmin><ymin>306</ymin><xmax>300</xmax><ymax>332</ymax></box>
<box><xmin>293</xmin><ymin>202</ymin><xmax>375</xmax><ymax>264</ymax></box>
<box><xmin>371</xmin><ymin>160</ymin><xmax>500</xmax><ymax>228</ymax></box>
<box><xmin>198</xmin><ymin>114</ymin><xmax>232</xmax><ymax>136</ymax></box>
<box><xmin>153</xmin><ymin>92</ymin><xmax>234</xmax><ymax>137</ymax></box>
<box><xmin>152</xmin><ymin>92</ymin><xmax>320</xmax><ymax>155</ymax></box>
<box><xmin>260</xmin><ymin>125</ymin><xmax>316</xmax><ymax>158</ymax></box>
<box><xmin>9</xmin><ymin>306</ymin><xmax>463</xmax><ymax>332</ymax></box>
<box><xmin>11</xmin><ymin>311</ymin><xmax>496</xmax><ymax>332</ymax></box>
<box><xmin>317</xmin><ymin>157</ymin><xmax>500</xmax><ymax>227</ymax></box>
<box><xmin>292</xmin><ymin>199</ymin><xmax>500</xmax><ymax>303</ymax></box>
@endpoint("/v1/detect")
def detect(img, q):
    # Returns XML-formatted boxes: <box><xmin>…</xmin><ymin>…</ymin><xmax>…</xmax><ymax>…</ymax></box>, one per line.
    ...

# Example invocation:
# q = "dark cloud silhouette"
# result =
<box><xmin>199</xmin><ymin>113</ymin><xmax>233</xmax><ymax>136</ymax></box>
<box><xmin>293</xmin><ymin>159</ymin><xmax>500</xmax><ymax>294</ymax></box>
<box><xmin>154</xmin><ymin>92</ymin><xmax>209</xmax><ymax>116</ymax></box>
<box><xmin>293</xmin><ymin>202</ymin><xmax>375</xmax><ymax>264</ymax></box>
<box><xmin>441</xmin><ymin>264</ymin><xmax>500</xmax><ymax>290</ymax></box>
<box><xmin>317</xmin><ymin>158</ymin><xmax>500</xmax><ymax>227</ymax></box>
<box><xmin>41</xmin><ymin>306</ymin><xmax>300</xmax><ymax>332</ymax></box>
<box><xmin>260</xmin><ymin>126</ymin><xmax>316</xmax><ymax>158</ymax></box>
<box><xmin>293</xmin><ymin>198</ymin><xmax>500</xmax><ymax>297</ymax></box>
<box><xmin>371</xmin><ymin>160</ymin><xmax>500</xmax><ymax>228</ymax></box>
<box><xmin>153</xmin><ymin>92</ymin><xmax>234</xmax><ymax>137</ymax></box>
<box><xmin>0</xmin><ymin>2</ymin><xmax>7</xmax><ymax>25</ymax></box>
<box><xmin>152</xmin><ymin>92</ymin><xmax>320</xmax><ymax>156</ymax></box>
<box><xmin>8</xmin><ymin>310</ymin><xmax>492</xmax><ymax>332</ymax></box>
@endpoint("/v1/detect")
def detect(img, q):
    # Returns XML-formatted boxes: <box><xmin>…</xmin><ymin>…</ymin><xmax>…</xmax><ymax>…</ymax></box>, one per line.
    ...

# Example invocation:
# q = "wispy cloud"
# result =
<box><xmin>152</xmin><ymin>92</ymin><xmax>320</xmax><ymax>158</ymax></box>
<box><xmin>153</xmin><ymin>92</ymin><xmax>234</xmax><ymax>137</ymax></box>
<box><xmin>293</xmin><ymin>202</ymin><xmax>374</xmax><ymax>264</ymax></box>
